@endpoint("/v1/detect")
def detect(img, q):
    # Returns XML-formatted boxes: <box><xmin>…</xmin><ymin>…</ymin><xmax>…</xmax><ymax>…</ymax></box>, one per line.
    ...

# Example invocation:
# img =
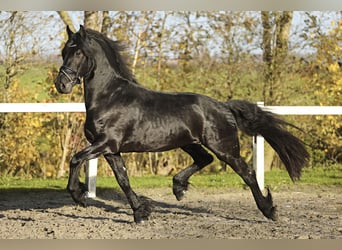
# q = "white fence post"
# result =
<box><xmin>253</xmin><ymin>102</ymin><xmax>265</xmax><ymax>191</ymax></box>
<box><xmin>251</xmin><ymin>103</ymin><xmax>342</xmax><ymax>192</ymax></box>
<box><xmin>85</xmin><ymin>158</ymin><xmax>98</xmax><ymax>198</ymax></box>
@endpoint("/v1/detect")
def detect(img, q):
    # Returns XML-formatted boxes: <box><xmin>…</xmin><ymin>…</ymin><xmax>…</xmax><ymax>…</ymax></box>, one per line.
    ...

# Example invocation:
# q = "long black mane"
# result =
<box><xmin>84</xmin><ymin>29</ymin><xmax>135</xmax><ymax>82</ymax></box>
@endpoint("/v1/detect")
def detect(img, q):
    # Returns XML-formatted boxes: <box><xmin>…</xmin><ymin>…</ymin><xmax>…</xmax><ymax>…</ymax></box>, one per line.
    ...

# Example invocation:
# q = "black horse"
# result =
<box><xmin>55</xmin><ymin>25</ymin><xmax>309</xmax><ymax>223</ymax></box>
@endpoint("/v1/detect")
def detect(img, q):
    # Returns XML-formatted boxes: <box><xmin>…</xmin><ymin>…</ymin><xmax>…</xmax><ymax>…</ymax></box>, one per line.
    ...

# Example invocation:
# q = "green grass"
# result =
<box><xmin>1</xmin><ymin>166</ymin><xmax>341</xmax><ymax>191</ymax></box>
<box><xmin>17</xmin><ymin>63</ymin><xmax>55</xmax><ymax>101</ymax></box>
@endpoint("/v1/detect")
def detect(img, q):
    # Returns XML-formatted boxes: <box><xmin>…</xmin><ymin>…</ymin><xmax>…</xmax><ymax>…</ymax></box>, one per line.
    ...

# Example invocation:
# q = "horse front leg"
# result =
<box><xmin>104</xmin><ymin>153</ymin><xmax>153</xmax><ymax>223</ymax></box>
<box><xmin>67</xmin><ymin>140</ymin><xmax>107</xmax><ymax>206</ymax></box>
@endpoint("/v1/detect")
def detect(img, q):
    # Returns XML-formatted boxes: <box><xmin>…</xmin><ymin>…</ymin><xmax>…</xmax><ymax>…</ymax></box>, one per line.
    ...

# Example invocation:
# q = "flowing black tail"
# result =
<box><xmin>227</xmin><ymin>100</ymin><xmax>309</xmax><ymax>181</ymax></box>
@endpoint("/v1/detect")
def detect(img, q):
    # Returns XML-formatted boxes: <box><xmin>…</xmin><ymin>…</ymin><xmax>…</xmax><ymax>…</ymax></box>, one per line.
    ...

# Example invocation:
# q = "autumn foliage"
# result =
<box><xmin>0</xmin><ymin>11</ymin><xmax>341</xmax><ymax>178</ymax></box>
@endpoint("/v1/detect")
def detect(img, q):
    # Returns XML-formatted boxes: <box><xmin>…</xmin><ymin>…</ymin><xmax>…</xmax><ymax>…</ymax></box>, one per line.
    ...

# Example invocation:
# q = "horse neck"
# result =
<box><xmin>83</xmin><ymin>57</ymin><xmax>122</xmax><ymax>110</ymax></box>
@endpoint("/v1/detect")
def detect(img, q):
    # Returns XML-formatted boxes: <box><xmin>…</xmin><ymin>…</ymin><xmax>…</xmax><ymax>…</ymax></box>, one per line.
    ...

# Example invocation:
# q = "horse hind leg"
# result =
<box><xmin>173</xmin><ymin>144</ymin><xmax>214</xmax><ymax>201</ymax></box>
<box><xmin>226</xmin><ymin>156</ymin><xmax>277</xmax><ymax>221</ymax></box>
<box><xmin>206</xmin><ymin>135</ymin><xmax>277</xmax><ymax>221</ymax></box>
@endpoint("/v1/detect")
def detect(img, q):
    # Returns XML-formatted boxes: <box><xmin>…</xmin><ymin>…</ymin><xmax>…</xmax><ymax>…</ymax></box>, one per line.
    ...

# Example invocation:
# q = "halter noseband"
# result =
<box><xmin>59</xmin><ymin>65</ymin><xmax>81</xmax><ymax>85</ymax></box>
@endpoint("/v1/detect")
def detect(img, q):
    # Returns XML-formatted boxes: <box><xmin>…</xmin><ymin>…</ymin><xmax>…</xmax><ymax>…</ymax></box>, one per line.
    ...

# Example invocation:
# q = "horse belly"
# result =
<box><xmin>119</xmin><ymin>124</ymin><xmax>200</xmax><ymax>152</ymax></box>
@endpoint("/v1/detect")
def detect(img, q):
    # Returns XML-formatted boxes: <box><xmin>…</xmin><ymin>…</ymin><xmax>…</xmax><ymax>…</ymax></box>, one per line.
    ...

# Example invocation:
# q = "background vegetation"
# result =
<box><xmin>0</xmin><ymin>11</ymin><xmax>341</xmax><ymax>179</ymax></box>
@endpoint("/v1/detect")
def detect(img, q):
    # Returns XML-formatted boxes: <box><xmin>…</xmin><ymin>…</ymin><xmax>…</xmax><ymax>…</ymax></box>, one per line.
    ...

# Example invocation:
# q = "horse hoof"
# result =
<box><xmin>174</xmin><ymin>190</ymin><xmax>186</xmax><ymax>201</ymax></box>
<box><xmin>269</xmin><ymin>206</ymin><xmax>278</xmax><ymax>221</ymax></box>
<box><xmin>134</xmin><ymin>218</ymin><xmax>146</xmax><ymax>224</ymax></box>
<box><xmin>78</xmin><ymin>198</ymin><xmax>87</xmax><ymax>208</ymax></box>
<box><xmin>133</xmin><ymin>198</ymin><xmax>153</xmax><ymax>223</ymax></box>
<box><xmin>134</xmin><ymin>214</ymin><xmax>149</xmax><ymax>224</ymax></box>
<box><xmin>173</xmin><ymin>180</ymin><xmax>189</xmax><ymax>201</ymax></box>
<box><xmin>264</xmin><ymin>206</ymin><xmax>277</xmax><ymax>221</ymax></box>
<box><xmin>69</xmin><ymin>190</ymin><xmax>87</xmax><ymax>207</ymax></box>
<box><xmin>76</xmin><ymin>196</ymin><xmax>87</xmax><ymax>208</ymax></box>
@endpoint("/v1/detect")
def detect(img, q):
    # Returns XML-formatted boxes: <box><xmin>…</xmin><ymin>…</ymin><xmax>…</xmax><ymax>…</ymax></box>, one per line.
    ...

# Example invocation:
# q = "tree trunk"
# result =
<box><xmin>156</xmin><ymin>13</ymin><xmax>169</xmax><ymax>90</ymax></box>
<box><xmin>261</xmin><ymin>11</ymin><xmax>273</xmax><ymax>104</ymax></box>
<box><xmin>57</xmin><ymin>11</ymin><xmax>75</xmax><ymax>31</ymax></box>
<box><xmin>131</xmin><ymin>12</ymin><xmax>155</xmax><ymax>75</ymax></box>
<box><xmin>101</xmin><ymin>11</ymin><xmax>111</xmax><ymax>35</ymax></box>
<box><xmin>84</xmin><ymin>11</ymin><xmax>100</xmax><ymax>31</ymax></box>
<box><xmin>274</xmin><ymin>11</ymin><xmax>293</xmax><ymax>80</ymax></box>
<box><xmin>261</xmin><ymin>11</ymin><xmax>293</xmax><ymax>105</ymax></box>
<box><xmin>57</xmin><ymin>124</ymin><xmax>72</xmax><ymax>178</ymax></box>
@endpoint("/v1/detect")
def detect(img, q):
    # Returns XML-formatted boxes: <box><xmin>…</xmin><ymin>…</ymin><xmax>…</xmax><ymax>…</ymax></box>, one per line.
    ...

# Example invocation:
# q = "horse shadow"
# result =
<box><xmin>0</xmin><ymin>187</ymin><xmax>208</xmax><ymax>223</ymax></box>
<box><xmin>0</xmin><ymin>187</ymin><xmax>266</xmax><ymax>224</ymax></box>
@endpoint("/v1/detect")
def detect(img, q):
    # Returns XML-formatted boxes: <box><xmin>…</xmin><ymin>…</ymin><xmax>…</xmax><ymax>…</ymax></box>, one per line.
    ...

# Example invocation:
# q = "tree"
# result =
<box><xmin>101</xmin><ymin>11</ymin><xmax>111</xmax><ymax>35</ymax></box>
<box><xmin>131</xmin><ymin>11</ymin><xmax>156</xmax><ymax>75</ymax></box>
<box><xmin>84</xmin><ymin>11</ymin><xmax>101</xmax><ymax>31</ymax></box>
<box><xmin>57</xmin><ymin>11</ymin><xmax>111</xmax><ymax>34</ymax></box>
<box><xmin>2</xmin><ymin>11</ymin><xmax>339</xmax><ymax>178</ymax></box>
<box><xmin>0</xmin><ymin>12</ymin><xmax>26</xmax><ymax>100</ymax></box>
<box><xmin>303</xmin><ymin>12</ymin><xmax>342</xmax><ymax>164</ymax></box>
<box><xmin>57</xmin><ymin>11</ymin><xmax>76</xmax><ymax>32</ymax></box>
<box><xmin>261</xmin><ymin>11</ymin><xmax>293</xmax><ymax>104</ymax></box>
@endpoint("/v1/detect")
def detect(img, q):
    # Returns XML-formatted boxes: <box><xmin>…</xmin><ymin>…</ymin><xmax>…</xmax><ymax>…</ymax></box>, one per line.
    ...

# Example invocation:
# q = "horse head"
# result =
<box><xmin>55</xmin><ymin>25</ymin><xmax>93</xmax><ymax>94</ymax></box>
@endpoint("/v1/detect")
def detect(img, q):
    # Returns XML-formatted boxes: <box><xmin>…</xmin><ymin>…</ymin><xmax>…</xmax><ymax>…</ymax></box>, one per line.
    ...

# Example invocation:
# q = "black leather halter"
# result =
<box><xmin>59</xmin><ymin>65</ymin><xmax>81</xmax><ymax>85</ymax></box>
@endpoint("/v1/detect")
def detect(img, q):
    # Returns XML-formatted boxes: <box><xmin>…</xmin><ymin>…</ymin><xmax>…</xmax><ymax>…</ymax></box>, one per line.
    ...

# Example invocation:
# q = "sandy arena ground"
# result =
<box><xmin>0</xmin><ymin>185</ymin><xmax>341</xmax><ymax>239</ymax></box>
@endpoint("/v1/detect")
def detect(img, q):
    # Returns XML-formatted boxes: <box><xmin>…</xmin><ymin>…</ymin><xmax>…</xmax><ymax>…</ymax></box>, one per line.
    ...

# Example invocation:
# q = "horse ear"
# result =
<box><xmin>66</xmin><ymin>25</ymin><xmax>74</xmax><ymax>38</ymax></box>
<box><xmin>79</xmin><ymin>25</ymin><xmax>87</xmax><ymax>40</ymax></box>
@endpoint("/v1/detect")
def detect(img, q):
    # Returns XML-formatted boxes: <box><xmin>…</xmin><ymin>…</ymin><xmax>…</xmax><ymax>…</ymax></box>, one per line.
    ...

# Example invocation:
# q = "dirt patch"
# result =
<box><xmin>0</xmin><ymin>185</ymin><xmax>341</xmax><ymax>239</ymax></box>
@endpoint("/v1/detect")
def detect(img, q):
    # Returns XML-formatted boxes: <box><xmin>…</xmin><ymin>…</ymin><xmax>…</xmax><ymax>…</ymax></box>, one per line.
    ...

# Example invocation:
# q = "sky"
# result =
<box><xmin>0</xmin><ymin>11</ymin><xmax>341</xmax><ymax>61</ymax></box>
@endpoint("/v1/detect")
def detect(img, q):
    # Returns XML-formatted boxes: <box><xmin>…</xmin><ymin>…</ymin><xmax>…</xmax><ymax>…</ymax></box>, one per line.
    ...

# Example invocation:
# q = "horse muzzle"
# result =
<box><xmin>55</xmin><ymin>77</ymin><xmax>74</xmax><ymax>94</ymax></box>
<box><xmin>55</xmin><ymin>66</ymin><xmax>81</xmax><ymax>94</ymax></box>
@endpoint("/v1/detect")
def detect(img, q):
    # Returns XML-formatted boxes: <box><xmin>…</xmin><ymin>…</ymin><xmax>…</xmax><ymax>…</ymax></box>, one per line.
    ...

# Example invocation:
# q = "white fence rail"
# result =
<box><xmin>1</xmin><ymin>102</ymin><xmax>341</xmax><ymax>196</ymax></box>
<box><xmin>254</xmin><ymin>102</ymin><xmax>342</xmax><ymax>190</ymax></box>
<box><xmin>0</xmin><ymin>103</ymin><xmax>86</xmax><ymax>113</ymax></box>
<box><xmin>0</xmin><ymin>103</ymin><xmax>99</xmax><ymax>197</ymax></box>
